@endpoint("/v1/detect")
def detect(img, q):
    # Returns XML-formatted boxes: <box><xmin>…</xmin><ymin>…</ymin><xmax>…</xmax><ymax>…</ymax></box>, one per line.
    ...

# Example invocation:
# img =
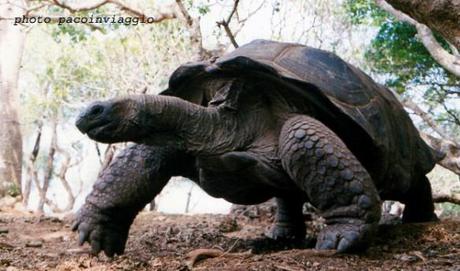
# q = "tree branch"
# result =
<box><xmin>375</xmin><ymin>0</ymin><xmax>460</xmax><ymax>77</ymax></box>
<box><xmin>112</xmin><ymin>0</ymin><xmax>176</xmax><ymax>22</ymax></box>
<box><xmin>24</xmin><ymin>13</ymin><xmax>105</xmax><ymax>31</ymax></box>
<box><xmin>50</xmin><ymin>0</ymin><xmax>109</xmax><ymax>12</ymax></box>
<box><xmin>430</xmin><ymin>87</ymin><xmax>460</xmax><ymax>127</ymax></box>
<box><xmin>54</xmin><ymin>139</ymin><xmax>76</xmax><ymax>212</ymax></box>
<box><xmin>23</xmin><ymin>122</ymin><xmax>43</xmax><ymax>207</ymax></box>
<box><xmin>421</xmin><ymin>133</ymin><xmax>460</xmax><ymax>175</ymax></box>
<box><xmin>51</xmin><ymin>0</ymin><xmax>177</xmax><ymax>23</ymax></box>
<box><xmin>401</xmin><ymin>96</ymin><xmax>452</xmax><ymax>140</ymax></box>
<box><xmin>175</xmin><ymin>0</ymin><xmax>205</xmax><ymax>60</ymax></box>
<box><xmin>25</xmin><ymin>3</ymin><xmax>51</xmax><ymax>15</ymax></box>
<box><xmin>36</xmin><ymin>121</ymin><xmax>57</xmax><ymax>214</ymax></box>
<box><xmin>440</xmin><ymin>100</ymin><xmax>460</xmax><ymax>127</ymax></box>
<box><xmin>433</xmin><ymin>192</ymin><xmax>460</xmax><ymax>205</ymax></box>
<box><xmin>217</xmin><ymin>0</ymin><xmax>240</xmax><ymax>48</ymax></box>
<box><xmin>52</xmin><ymin>0</ymin><xmax>207</xmax><ymax>60</ymax></box>
<box><xmin>175</xmin><ymin>0</ymin><xmax>193</xmax><ymax>26</ymax></box>
<box><xmin>415</xmin><ymin>24</ymin><xmax>460</xmax><ymax>77</ymax></box>
<box><xmin>395</xmin><ymin>93</ymin><xmax>460</xmax><ymax>175</ymax></box>
<box><xmin>94</xmin><ymin>142</ymin><xmax>103</xmax><ymax>165</ymax></box>
<box><xmin>101</xmin><ymin>144</ymin><xmax>116</xmax><ymax>171</ymax></box>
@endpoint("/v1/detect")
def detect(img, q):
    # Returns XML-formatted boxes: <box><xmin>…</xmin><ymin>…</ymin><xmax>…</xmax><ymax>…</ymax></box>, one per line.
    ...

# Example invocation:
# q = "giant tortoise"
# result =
<box><xmin>74</xmin><ymin>40</ymin><xmax>439</xmax><ymax>256</ymax></box>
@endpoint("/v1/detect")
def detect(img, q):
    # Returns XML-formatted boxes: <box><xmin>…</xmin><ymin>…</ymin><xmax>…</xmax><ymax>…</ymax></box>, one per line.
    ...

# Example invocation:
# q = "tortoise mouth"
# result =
<box><xmin>84</xmin><ymin>121</ymin><xmax>122</xmax><ymax>142</ymax></box>
<box><xmin>86</xmin><ymin>122</ymin><xmax>112</xmax><ymax>137</ymax></box>
<box><xmin>76</xmin><ymin>115</ymin><xmax>110</xmax><ymax>134</ymax></box>
<box><xmin>76</xmin><ymin>114</ymin><xmax>119</xmax><ymax>142</ymax></box>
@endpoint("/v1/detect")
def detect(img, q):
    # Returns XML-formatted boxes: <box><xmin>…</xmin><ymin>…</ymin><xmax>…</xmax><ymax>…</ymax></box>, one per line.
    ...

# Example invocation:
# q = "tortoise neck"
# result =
<box><xmin>140</xmin><ymin>95</ymin><xmax>239</xmax><ymax>154</ymax></box>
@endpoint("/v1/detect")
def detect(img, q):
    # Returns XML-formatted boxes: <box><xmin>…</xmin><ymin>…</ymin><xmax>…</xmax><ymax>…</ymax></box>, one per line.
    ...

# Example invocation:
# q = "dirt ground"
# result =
<box><xmin>0</xmin><ymin>209</ymin><xmax>459</xmax><ymax>271</ymax></box>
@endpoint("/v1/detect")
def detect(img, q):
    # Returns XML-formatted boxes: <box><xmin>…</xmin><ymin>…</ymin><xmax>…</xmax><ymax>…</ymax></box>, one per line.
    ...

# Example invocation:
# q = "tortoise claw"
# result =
<box><xmin>316</xmin><ymin>224</ymin><xmax>373</xmax><ymax>253</ymax></box>
<box><xmin>266</xmin><ymin>222</ymin><xmax>305</xmax><ymax>241</ymax></box>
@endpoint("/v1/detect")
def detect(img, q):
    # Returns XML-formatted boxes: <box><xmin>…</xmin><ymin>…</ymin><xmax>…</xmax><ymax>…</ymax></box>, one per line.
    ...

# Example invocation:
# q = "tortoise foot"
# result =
<box><xmin>266</xmin><ymin>221</ymin><xmax>306</xmax><ymax>240</ymax></box>
<box><xmin>315</xmin><ymin>223</ymin><xmax>375</xmax><ymax>253</ymax></box>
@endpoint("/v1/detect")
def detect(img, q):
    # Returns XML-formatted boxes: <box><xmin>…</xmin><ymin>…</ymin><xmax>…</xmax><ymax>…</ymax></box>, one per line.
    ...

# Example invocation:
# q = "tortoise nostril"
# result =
<box><xmin>88</xmin><ymin>104</ymin><xmax>105</xmax><ymax>117</ymax></box>
<box><xmin>75</xmin><ymin>103</ymin><xmax>109</xmax><ymax>133</ymax></box>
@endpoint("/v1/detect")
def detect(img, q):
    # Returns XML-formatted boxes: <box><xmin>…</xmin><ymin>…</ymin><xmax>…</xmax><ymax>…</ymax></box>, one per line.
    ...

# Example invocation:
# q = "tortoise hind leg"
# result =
<box><xmin>402</xmin><ymin>176</ymin><xmax>438</xmax><ymax>223</ymax></box>
<box><xmin>279</xmin><ymin>115</ymin><xmax>381</xmax><ymax>252</ymax></box>
<box><xmin>266</xmin><ymin>197</ymin><xmax>306</xmax><ymax>240</ymax></box>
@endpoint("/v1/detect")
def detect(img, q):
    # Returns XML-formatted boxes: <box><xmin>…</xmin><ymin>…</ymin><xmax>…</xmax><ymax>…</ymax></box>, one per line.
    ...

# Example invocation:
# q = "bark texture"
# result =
<box><xmin>0</xmin><ymin>0</ymin><xmax>26</xmax><ymax>197</ymax></box>
<box><xmin>385</xmin><ymin>0</ymin><xmax>460</xmax><ymax>50</ymax></box>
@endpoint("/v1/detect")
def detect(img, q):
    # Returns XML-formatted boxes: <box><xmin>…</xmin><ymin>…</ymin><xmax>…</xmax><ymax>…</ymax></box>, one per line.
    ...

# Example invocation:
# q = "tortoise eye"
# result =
<box><xmin>88</xmin><ymin>104</ymin><xmax>105</xmax><ymax>117</ymax></box>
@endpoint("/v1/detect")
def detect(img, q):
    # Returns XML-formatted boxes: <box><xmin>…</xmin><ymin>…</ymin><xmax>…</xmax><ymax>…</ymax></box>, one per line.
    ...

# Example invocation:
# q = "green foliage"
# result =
<box><xmin>7</xmin><ymin>183</ymin><xmax>21</xmax><ymax>197</ymax></box>
<box><xmin>51</xmin><ymin>24</ymin><xmax>88</xmax><ymax>43</ymax></box>
<box><xmin>197</xmin><ymin>4</ymin><xmax>211</xmax><ymax>15</ymax></box>
<box><xmin>344</xmin><ymin>0</ymin><xmax>387</xmax><ymax>26</ymax></box>
<box><xmin>365</xmin><ymin>21</ymin><xmax>446</xmax><ymax>93</ymax></box>
<box><xmin>345</xmin><ymin>0</ymin><xmax>459</xmax><ymax>89</ymax></box>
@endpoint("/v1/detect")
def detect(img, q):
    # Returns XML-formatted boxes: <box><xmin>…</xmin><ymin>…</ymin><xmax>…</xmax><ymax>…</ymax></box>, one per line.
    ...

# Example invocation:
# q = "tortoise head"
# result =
<box><xmin>76</xmin><ymin>94</ymin><xmax>213</xmax><ymax>148</ymax></box>
<box><xmin>75</xmin><ymin>96</ymin><xmax>149</xmax><ymax>143</ymax></box>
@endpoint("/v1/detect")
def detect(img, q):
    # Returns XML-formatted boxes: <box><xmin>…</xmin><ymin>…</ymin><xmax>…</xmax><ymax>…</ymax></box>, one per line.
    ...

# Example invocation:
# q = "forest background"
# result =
<box><xmin>0</xmin><ymin>0</ymin><xmax>459</xmax><ymax>216</ymax></box>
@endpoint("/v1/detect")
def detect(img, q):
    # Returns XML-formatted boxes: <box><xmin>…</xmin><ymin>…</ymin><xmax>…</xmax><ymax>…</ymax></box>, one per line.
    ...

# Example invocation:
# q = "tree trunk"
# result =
<box><xmin>23</xmin><ymin>124</ymin><xmax>42</xmax><ymax>208</ymax></box>
<box><xmin>385</xmin><ymin>0</ymin><xmax>460</xmax><ymax>50</ymax></box>
<box><xmin>0</xmin><ymin>0</ymin><xmax>26</xmax><ymax>198</ymax></box>
<box><xmin>55</xmin><ymin>137</ymin><xmax>76</xmax><ymax>212</ymax></box>
<box><xmin>36</xmin><ymin>121</ymin><xmax>57</xmax><ymax>214</ymax></box>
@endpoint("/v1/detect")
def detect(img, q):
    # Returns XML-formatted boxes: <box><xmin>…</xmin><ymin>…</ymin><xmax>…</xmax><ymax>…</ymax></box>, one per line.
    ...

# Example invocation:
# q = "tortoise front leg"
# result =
<box><xmin>279</xmin><ymin>115</ymin><xmax>381</xmax><ymax>252</ymax></box>
<box><xmin>72</xmin><ymin>144</ymin><xmax>195</xmax><ymax>257</ymax></box>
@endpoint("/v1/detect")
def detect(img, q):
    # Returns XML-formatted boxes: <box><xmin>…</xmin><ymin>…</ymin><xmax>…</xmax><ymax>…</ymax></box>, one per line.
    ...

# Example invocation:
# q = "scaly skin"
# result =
<box><xmin>279</xmin><ymin>115</ymin><xmax>382</xmax><ymax>252</ymax></box>
<box><xmin>72</xmin><ymin>144</ymin><xmax>195</xmax><ymax>257</ymax></box>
